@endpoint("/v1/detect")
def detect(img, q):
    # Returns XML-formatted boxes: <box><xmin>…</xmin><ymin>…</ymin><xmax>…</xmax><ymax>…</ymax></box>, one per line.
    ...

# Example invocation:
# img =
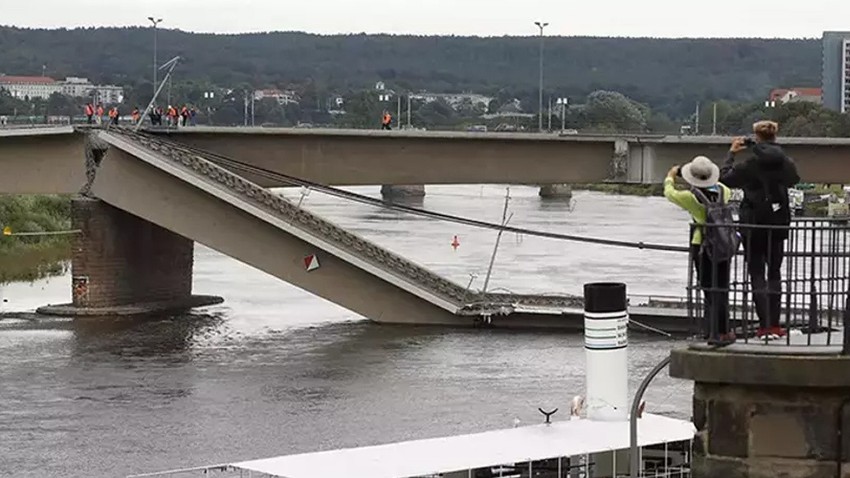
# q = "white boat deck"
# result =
<box><xmin>129</xmin><ymin>413</ymin><xmax>694</xmax><ymax>478</ymax></box>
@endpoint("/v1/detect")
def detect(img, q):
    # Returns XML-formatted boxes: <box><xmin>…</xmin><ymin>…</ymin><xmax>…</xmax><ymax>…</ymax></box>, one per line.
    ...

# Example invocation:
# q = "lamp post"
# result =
<box><xmin>148</xmin><ymin>17</ymin><xmax>163</xmax><ymax>92</ymax></box>
<box><xmin>534</xmin><ymin>21</ymin><xmax>549</xmax><ymax>133</ymax></box>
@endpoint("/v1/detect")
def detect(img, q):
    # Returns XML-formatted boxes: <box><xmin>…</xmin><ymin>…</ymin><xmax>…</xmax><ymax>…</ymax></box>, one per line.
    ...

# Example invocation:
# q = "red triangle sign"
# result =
<box><xmin>303</xmin><ymin>254</ymin><xmax>320</xmax><ymax>271</ymax></box>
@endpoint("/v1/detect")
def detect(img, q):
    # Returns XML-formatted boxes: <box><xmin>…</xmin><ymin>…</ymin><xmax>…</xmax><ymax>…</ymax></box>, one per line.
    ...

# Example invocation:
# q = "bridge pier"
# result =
<box><xmin>37</xmin><ymin>197</ymin><xmax>222</xmax><ymax>317</ymax></box>
<box><xmin>670</xmin><ymin>346</ymin><xmax>850</xmax><ymax>478</ymax></box>
<box><xmin>380</xmin><ymin>184</ymin><xmax>426</xmax><ymax>198</ymax></box>
<box><xmin>538</xmin><ymin>184</ymin><xmax>573</xmax><ymax>199</ymax></box>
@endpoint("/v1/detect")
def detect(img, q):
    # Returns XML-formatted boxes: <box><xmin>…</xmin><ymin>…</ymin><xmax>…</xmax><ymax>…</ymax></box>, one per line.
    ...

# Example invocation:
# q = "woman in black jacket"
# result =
<box><xmin>719</xmin><ymin>120</ymin><xmax>800</xmax><ymax>339</ymax></box>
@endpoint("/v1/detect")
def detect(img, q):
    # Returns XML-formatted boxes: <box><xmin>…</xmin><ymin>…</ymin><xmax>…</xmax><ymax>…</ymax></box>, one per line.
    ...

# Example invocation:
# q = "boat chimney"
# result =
<box><xmin>583</xmin><ymin>282</ymin><xmax>629</xmax><ymax>421</ymax></box>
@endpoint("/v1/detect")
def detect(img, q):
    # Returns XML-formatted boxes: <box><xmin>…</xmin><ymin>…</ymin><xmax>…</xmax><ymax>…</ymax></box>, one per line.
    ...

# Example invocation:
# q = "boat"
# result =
<box><xmin>128</xmin><ymin>302</ymin><xmax>695</xmax><ymax>478</ymax></box>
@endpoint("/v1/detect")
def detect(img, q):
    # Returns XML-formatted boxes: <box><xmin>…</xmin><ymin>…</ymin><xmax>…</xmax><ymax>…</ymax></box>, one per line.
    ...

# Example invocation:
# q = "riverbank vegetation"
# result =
<box><xmin>0</xmin><ymin>195</ymin><xmax>72</xmax><ymax>283</ymax></box>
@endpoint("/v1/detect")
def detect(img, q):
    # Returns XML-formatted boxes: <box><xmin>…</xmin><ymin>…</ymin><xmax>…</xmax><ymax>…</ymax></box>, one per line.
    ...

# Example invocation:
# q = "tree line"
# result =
<box><xmin>0</xmin><ymin>26</ymin><xmax>822</xmax><ymax>118</ymax></box>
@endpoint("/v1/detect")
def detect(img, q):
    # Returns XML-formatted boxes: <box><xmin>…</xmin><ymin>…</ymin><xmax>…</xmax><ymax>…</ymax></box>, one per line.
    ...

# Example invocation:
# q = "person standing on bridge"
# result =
<box><xmin>381</xmin><ymin>111</ymin><xmax>392</xmax><ymax>130</ymax></box>
<box><xmin>84</xmin><ymin>103</ymin><xmax>94</xmax><ymax>125</ymax></box>
<box><xmin>665</xmin><ymin>156</ymin><xmax>736</xmax><ymax>346</ymax></box>
<box><xmin>720</xmin><ymin>120</ymin><xmax>800</xmax><ymax>340</ymax></box>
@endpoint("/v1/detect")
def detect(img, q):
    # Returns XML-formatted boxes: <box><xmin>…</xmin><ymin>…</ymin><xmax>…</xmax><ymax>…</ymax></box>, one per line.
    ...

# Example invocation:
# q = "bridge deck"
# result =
<box><xmin>95</xmin><ymin>128</ymin><xmax>584</xmax><ymax>326</ymax></box>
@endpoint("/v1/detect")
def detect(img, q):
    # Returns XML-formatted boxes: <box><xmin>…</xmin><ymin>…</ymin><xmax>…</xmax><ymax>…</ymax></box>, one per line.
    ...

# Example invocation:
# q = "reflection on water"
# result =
<box><xmin>0</xmin><ymin>188</ymin><xmax>695</xmax><ymax>477</ymax></box>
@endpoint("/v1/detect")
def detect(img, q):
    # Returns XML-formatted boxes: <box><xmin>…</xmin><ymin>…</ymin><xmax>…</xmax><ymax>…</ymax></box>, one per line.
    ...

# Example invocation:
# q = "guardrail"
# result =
<box><xmin>687</xmin><ymin>218</ymin><xmax>850</xmax><ymax>352</ymax></box>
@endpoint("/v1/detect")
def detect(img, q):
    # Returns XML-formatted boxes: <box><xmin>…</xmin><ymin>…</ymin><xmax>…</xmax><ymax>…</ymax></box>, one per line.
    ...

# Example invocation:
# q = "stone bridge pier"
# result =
<box><xmin>670</xmin><ymin>346</ymin><xmax>850</xmax><ymax>478</ymax></box>
<box><xmin>37</xmin><ymin>196</ymin><xmax>222</xmax><ymax>316</ymax></box>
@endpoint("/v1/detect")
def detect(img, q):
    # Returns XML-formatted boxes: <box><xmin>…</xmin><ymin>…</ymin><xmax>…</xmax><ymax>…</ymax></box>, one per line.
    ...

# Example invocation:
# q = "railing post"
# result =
<box><xmin>629</xmin><ymin>355</ymin><xmax>671</xmax><ymax>478</ymax></box>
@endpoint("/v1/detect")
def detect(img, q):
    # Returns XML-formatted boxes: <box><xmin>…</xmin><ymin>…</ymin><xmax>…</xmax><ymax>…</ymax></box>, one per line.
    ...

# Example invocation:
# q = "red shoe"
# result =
<box><xmin>756</xmin><ymin>328</ymin><xmax>770</xmax><ymax>338</ymax></box>
<box><xmin>770</xmin><ymin>327</ymin><xmax>787</xmax><ymax>337</ymax></box>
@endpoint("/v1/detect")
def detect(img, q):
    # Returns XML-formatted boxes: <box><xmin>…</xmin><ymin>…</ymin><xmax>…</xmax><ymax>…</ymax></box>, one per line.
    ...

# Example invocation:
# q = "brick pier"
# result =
<box><xmin>38</xmin><ymin>197</ymin><xmax>222</xmax><ymax>316</ymax></box>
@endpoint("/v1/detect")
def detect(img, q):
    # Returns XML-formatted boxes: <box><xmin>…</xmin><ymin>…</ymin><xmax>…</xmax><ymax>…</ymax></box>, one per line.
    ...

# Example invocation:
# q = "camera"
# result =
<box><xmin>742</xmin><ymin>137</ymin><xmax>756</xmax><ymax>147</ymax></box>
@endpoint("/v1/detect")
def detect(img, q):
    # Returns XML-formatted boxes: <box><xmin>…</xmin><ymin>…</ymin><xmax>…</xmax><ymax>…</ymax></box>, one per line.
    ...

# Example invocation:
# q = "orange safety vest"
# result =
<box><xmin>382</xmin><ymin>113</ymin><xmax>391</xmax><ymax>125</ymax></box>
<box><xmin>96</xmin><ymin>107</ymin><xmax>104</xmax><ymax>116</ymax></box>
<box><xmin>85</xmin><ymin>104</ymin><xmax>94</xmax><ymax>116</ymax></box>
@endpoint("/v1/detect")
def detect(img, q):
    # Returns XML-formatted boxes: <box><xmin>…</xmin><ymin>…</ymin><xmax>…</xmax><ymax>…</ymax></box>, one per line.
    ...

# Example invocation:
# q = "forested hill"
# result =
<box><xmin>0</xmin><ymin>26</ymin><xmax>820</xmax><ymax>116</ymax></box>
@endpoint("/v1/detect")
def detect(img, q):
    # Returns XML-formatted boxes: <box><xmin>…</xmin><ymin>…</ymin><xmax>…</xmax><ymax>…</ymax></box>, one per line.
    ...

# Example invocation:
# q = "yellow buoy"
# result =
<box><xmin>2</xmin><ymin>226</ymin><xmax>10</xmax><ymax>236</ymax></box>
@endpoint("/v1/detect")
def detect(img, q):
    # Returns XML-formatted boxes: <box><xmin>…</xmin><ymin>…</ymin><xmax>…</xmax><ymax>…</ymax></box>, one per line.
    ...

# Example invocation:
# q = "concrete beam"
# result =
<box><xmin>0</xmin><ymin>127</ymin><xmax>88</xmax><ymax>194</ymax></box>
<box><xmin>88</xmin><ymin>138</ymin><xmax>464</xmax><ymax>326</ymax></box>
<box><xmin>159</xmin><ymin>127</ymin><xmax>617</xmax><ymax>186</ymax></box>
<box><xmin>161</xmin><ymin>128</ymin><xmax>850</xmax><ymax>186</ymax></box>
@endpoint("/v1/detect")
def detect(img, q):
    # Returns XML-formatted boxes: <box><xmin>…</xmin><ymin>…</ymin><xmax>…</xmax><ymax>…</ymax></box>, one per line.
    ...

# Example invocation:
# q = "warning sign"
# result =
<box><xmin>303</xmin><ymin>254</ymin><xmax>320</xmax><ymax>272</ymax></box>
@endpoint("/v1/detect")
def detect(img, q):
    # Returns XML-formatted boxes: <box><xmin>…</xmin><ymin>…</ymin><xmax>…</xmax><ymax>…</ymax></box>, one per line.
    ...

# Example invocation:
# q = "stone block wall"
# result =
<box><xmin>671</xmin><ymin>347</ymin><xmax>850</xmax><ymax>478</ymax></box>
<box><xmin>692</xmin><ymin>383</ymin><xmax>850</xmax><ymax>477</ymax></box>
<box><xmin>71</xmin><ymin>197</ymin><xmax>193</xmax><ymax>308</ymax></box>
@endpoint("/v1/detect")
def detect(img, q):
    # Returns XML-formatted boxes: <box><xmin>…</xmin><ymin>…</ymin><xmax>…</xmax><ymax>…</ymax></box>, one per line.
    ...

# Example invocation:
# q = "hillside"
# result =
<box><xmin>0</xmin><ymin>26</ymin><xmax>821</xmax><ymax>116</ymax></box>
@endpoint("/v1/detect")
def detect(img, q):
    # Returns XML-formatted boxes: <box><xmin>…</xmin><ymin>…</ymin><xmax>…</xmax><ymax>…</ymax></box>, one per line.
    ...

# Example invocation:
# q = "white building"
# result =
<box><xmin>409</xmin><ymin>92</ymin><xmax>494</xmax><ymax>112</ymax></box>
<box><xmin>0</xmin><ymin>76</ymin><xmax>61</xmax><ymax>100</ymax></box>
<box><xmin>61</xmin><ymin>77</ymin><xmax>93</xmax><ymax>97</ymax></box>
<box><xmin>254</xmin><ymin>89</ymin><xmax>299</xmax><ymax>106</ymax></box>
<box><xmin>93</xmin><ymin>85</ymin><xmax>124</xmax><ymax>104</ymax></box>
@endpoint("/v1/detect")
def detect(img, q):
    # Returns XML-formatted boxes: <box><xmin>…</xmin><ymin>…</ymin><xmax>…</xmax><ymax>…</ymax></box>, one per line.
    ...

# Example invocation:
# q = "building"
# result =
<box><xmin>0</xmin><ymin>75</ymin><xmax>124</xmax><ymax>103</ymax></box>
<box><xmin>822</xmin><ymin>31</ymin><xmax>850</xmax><ymax>113</ymax></box>
<box><xmin>0</xmin><ymin>75</ymin><xmax>61</xmax><ymax>100</ymax></box>
<box><xmin>409</xmin><ymin>92</ymin><xmax>494</xmax><ymax>113</ymax></box>
<box><xmin>253</xmin><ymin>89</ymin><xmax>299</xmax><ymax>106</ymax></box>
<box><xmin>93</xmin><ymin>85</ymin><xmax>124</xmax><ymax>104</ymax></box>
<box><xmin>768</xmin><ymin>87</ymin><xmax>823</xmax><ymax>105</ymax></box>
<box><xmin>60</xmin><ymin>77</ymin><xmax>93</xmax><ymax>97</ymax></box>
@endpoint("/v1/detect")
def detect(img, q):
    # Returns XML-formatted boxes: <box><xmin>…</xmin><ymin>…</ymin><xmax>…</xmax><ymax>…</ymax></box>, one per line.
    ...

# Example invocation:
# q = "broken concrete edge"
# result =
<box><xmin>35</xmin><ymin>294</ymin><xmax>224</xmax><ymax>318</ymax></box>
<box><xmin>670</xmin><ymin>345</ymin><xmax>850</xmax><ymax>388</ymax></box>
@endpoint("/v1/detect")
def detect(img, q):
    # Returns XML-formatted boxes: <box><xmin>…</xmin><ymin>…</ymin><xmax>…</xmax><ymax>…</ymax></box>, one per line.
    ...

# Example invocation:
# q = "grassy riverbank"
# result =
<box><xmin>0</xmin><ymin>195</ymin><xmax>73</xmax><ymax>283</ymax></box>
<box><xmin>573</xmin><ymin>184</ymin><xmax>665</xmax><ymax>197</ymax></box>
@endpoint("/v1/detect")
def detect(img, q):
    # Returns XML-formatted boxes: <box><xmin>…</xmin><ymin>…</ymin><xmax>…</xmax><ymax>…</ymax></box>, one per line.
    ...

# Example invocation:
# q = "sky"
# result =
<box><xmin>2</xmin><ymin>0</ymin><xmax>849</xmax><ymax>38</ymax></box>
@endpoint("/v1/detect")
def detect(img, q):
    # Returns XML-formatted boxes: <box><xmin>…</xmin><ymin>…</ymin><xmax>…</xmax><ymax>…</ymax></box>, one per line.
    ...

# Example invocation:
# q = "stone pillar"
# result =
<box><xmin>670</xmin><ymin>346</ymin><xmax>850</xmax><ymax>478</ymax></box>
<box><xmin>38</xmin><ymin>197</ymin><xmax>222</xmax><ymax>316</ymax></box>
<box><xmin>539</xmin><ymin>184</ymin><xmax>573</xmax><ymax>199</ymax></box>
<box><xmin>380</xmin><ymin>185</ymin><xmax>426</xmax><ymax>198</ymax></box>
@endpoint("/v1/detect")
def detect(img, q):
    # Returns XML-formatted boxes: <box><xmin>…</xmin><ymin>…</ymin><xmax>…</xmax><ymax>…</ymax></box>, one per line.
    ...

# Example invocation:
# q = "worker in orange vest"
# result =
<box><xmin>131</xmin><ymin>107</ymin><xmax>141</xmax><ymax>124</ymax></box>
<box><xmin>167</xmin><ymin>105</ymin><xmax>178</xmax><ymax>127</ymax></box>
<box><xmin>84</xmin><ymin>103</ymin><xmax>94</xmax><ymax>124</ymax></box>
<box><xmin>381</xmin><ymin>111</ymin><xmax>392</xmax><ymax>130</ymax></box>
<box><xmin>95</xmin><ymin>103</ymin><xmax>105</xmax><ymax>125</ymax></box>
<box><xmin>108</xmin><ymin>107</ymin><xmax>119</xmax><ymax>125</ymax></box>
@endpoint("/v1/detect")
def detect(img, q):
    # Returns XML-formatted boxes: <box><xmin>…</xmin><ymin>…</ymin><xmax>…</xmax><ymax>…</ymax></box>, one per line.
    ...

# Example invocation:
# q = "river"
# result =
<box><xmin>0</xmin><ymin>188</ymin><xmax>696</xmax><ymax>477</ymax></box>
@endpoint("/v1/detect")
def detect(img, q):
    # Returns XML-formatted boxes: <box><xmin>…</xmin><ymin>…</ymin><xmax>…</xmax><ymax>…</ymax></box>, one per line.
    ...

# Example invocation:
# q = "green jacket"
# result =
<box><xmin>664</xmin><ymin>177</ymin><xmax>732</xmax><ymax>245</ymax></box>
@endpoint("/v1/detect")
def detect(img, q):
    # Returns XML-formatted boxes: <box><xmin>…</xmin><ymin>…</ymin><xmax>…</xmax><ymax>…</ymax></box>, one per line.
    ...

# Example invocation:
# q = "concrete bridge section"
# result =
<box><xmin>162</xmin><ymin>127</ymin><xmax>850</xmax><ymax>186</ymax></box>
<box><xmin>35</xmin><ymin>128</ymin><xmax>587</xmax><ymax>327</ymax></box>
<box><xmin>4</xmin><ymin>127</ymin><xmax>850</xmax><ymax>194</ymax></box>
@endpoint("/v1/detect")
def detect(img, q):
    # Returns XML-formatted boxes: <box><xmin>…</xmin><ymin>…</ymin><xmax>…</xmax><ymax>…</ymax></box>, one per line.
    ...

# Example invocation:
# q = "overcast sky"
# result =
<box><xmin>3</xmin><ymin>0</ymin><xmax>848</xmax><ymax>38</ymax></box>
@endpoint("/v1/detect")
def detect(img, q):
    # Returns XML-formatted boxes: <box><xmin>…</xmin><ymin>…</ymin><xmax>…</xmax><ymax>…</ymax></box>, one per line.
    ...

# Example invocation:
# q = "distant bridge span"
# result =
<box><xmin>3</xmin><ymin>126</ymin><xmax>850</xmax><ymax>194</ymax></box>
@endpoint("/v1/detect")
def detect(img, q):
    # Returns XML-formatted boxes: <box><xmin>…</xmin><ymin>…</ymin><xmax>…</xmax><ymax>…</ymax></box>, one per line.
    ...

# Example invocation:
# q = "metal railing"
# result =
<box><xmin>686</xmin><ymin>218</ymin><xmax>850</xmax><ymax>352</ymax></box>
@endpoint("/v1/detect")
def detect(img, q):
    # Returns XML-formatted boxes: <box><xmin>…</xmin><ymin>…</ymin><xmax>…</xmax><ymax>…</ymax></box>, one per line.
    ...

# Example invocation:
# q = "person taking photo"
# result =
<box><xmin>719</xmin><ymin>120</ymin><xmax>800</xmax><ymax>339</ymax></box>
<box><xmin>665</xmin><ymin>156</ymin><xmax>737</xmax><ymax>345</ymax></box>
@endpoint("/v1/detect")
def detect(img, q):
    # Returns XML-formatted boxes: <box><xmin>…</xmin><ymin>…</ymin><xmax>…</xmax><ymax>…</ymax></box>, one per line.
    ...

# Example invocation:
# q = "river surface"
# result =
<box><xmin>0</xmin><ymin>188</ymin><xmax>696</xmax><ymax>477</ymax></box>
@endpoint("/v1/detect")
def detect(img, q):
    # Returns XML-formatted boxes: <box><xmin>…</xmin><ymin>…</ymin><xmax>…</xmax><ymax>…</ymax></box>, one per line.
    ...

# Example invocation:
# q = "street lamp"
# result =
<box><xmin>148</xmin><ymin>17</ymin><xmax>163</xmax><ymax>92</ymax></box>
<box><xmin>535</xmin><ymin>21</ymin><xmax>549</xmax><ymax>133</ymax></box>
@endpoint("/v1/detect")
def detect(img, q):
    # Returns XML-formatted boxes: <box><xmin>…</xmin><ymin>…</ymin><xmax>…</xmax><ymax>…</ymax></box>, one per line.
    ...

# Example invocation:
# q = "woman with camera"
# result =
<box><xmin>665</xmin><ymin>156</ymin><xmax>735</xmax><ymax>345</ymax></box>
<box><xmin>720</xmin><ymin>120</ymin><xmax>800</xmax><ymax>339</ymax></box>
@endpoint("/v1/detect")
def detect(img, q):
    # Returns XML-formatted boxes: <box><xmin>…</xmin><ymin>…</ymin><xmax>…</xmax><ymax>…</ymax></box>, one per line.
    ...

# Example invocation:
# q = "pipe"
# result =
<box><xmin>629</xmin><ymin>355</ymin><xmax>672</xmax><ymax>478</ymax></box>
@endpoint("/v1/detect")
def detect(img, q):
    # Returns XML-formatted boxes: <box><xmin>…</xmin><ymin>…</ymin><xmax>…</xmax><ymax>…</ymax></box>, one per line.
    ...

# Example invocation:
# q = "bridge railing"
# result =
<box><xmin>687</xmin><ymin>218</ymin><xmax>850</xmax><ymax>352</ymax></box>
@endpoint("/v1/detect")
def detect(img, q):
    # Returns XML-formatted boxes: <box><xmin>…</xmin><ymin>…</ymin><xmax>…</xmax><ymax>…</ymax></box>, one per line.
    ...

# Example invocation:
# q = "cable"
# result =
<box><xmin>148</xmin><ymin>133</ymin><xmax>690</xmax><ymax>254</ymax></box>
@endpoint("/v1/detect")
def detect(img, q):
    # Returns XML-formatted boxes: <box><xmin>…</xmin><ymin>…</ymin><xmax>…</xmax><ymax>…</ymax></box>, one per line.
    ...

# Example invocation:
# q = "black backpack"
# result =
<box><xmin>691</xmin><ymin>187</ymin><xmax>741</xmax><ymax>262</ymax></box>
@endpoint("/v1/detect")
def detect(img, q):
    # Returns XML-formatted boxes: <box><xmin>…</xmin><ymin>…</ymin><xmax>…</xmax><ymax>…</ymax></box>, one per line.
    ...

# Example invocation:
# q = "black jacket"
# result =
<box><xmin>719</xmin><ymin>141</ymin><xmax>800</xmax><ymax>226</ymax></box>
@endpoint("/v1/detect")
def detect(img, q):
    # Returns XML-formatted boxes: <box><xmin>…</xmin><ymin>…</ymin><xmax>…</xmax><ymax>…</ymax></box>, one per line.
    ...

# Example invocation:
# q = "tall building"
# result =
<box><xmin>822</xmin><ymin>31</ymin><xmax>850</xmax><ymax>113</ymax></box>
